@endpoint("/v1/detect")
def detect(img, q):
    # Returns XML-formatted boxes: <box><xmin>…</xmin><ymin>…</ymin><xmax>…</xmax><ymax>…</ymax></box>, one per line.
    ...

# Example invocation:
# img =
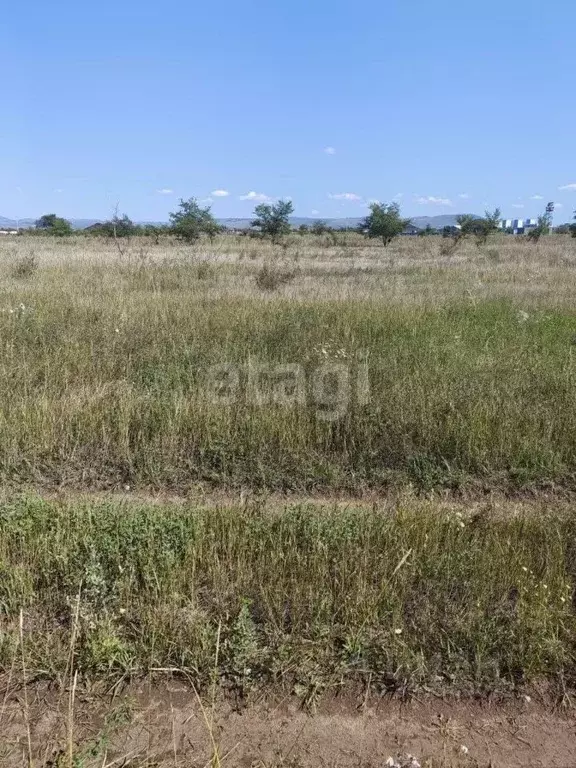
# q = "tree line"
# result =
<box><xmin>30</xmin><ymin>198</ymin><xmax>576</xmax><ymax>245</ymax></box>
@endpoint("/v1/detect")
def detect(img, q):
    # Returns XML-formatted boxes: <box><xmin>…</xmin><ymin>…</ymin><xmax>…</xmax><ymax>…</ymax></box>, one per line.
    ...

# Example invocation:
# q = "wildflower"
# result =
<box><xmin>517</xmin><ymin>310</ymin><xmax>529</xmax><ymax>323</ymax></box>
<box><xmin>460</xmin><ymin>745</ymin><xmax>469</xmax><ymax>755</ymax></box>
<box><xmin>522</xmin><ymin>566</ymin><xmax>528</xmax><ymax>572</ymax></box>
<box><xmin>394</xmin><ymin>628</ymin><xmax>402</xmax><ymax>635</ymax></box>
<box><xmin>115</xmin><ymin>327</ymin><xmax>120</xmax><ymax>334</ymax></box>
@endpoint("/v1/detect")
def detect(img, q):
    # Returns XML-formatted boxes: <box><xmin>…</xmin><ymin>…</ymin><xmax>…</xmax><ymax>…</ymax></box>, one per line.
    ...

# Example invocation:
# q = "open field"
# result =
<box><xmin>0</xmin><ymin>233</ymin><xmax>576</xmax><ymax>493</ymax></box>
<box><xmin>2</xmin><ymin>233</ymin><xmax>576</xmax><ymax>763</ymax></box>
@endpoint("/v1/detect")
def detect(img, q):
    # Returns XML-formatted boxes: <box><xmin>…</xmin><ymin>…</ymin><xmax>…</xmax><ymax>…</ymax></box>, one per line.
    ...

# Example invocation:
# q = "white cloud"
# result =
<box><xmin>212</xmin><ymin>189</ymin><xmax>229</xmax><ymax>197</ymax></box>
<box><xmin>54</xmin><ymin>188</ymin><xmax>64</xmax><ymax>193</ymax></box>
<box><xmin>555</xmin><ymin>202</ymin><xmax>564</xmax><ymax>208</ymax></box>
<box><xmin>416</xmin><ymin>196</ymin><xmax>453</xmax><ymax>207</ymax></box>
<box><xmin>157</xmin><ymin>188</ymin><xmax>173</xmax><ymax>195</ymax></box>
<box><xmin>458</xmin><ymin>193</ymin><xmax>470</xmax><ymax>199</ymax></box>
<box><xmin>530</xmin><ymin>194</ymin><xmax>544</xmax><ymax>200</ymax></box>
<box><xmin>311</xmin><ymin>209</ymin><xmax>320</xmax><ymax>215</ymax></box>
<box><xmin>199</xmin><ymin>197</ymin><xmax>214</xmax><ymax>205</ymax></box>
<box><xmin>393</xmin><ymin>192</ymin><xmax>404</xmax><ymax>200</ymax></box>
<box><xmin>323</xmin><ymin>146</ymin><xmax>336</xmax><ymax>155</ymax></box>
<box><xmin>328</xmin><ymin>192</ymin><xmax>362</xmax><ymax>201</ymax></box>
<box><xmin>239</xmin><ymin>191</ymin><xmax>272</xmax><ymax>202</ymax></box>
<box><xmin>559</xmin><ymin>184</ymin><xmax>576</xmax><ymax>191</ymax></box>
<box><xmin>512</xmin><ymin>203</ymin><xmax>524</xmax><ymax>209</ymax></box>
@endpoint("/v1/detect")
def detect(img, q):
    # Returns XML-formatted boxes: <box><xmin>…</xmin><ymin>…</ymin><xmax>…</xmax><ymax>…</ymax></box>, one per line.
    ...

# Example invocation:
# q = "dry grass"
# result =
<box><xmin>0</xmin><ymin>234</ymin><xmax>575</xmax><ymax>492</ymax></box>
<box><xmin>1</xmin><ymin>232</ymin><xmax>576</xmax><ymax>760</ymax></box>
<box><xmin>4</xmin><ymin>231</ymin><xmax>576</xmax><ymax>305</ymax></box>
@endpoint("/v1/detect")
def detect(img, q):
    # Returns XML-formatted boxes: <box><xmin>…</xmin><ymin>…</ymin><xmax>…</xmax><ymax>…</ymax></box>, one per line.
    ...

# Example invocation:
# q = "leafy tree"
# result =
<box><xmin>298</xmin><ymin>223</ymin><xmax>310</xmax><ymax>235</ymax></box>
<box><xmin>35</xmin><ymin>214</ymin><xmax>58</xmax><ymax>229</ymax></box>
<box><xmin>94</xmin><ymin>213</ymin><xmax>137</xmax><ymax>238</ymax></box>
<box><xmin>571</xmin><ymin>210</ymin><xmax>576</xmax><ymax>238</ymax></box>
<box><xmin>203</xmin><ymin>217</ymin><xmax>223</xmax><ymax>243</ymax></box>
<box><xmin>35</xmin><ymin>213</ymin><xmax>72</xmax><ymax>236</ymax></box>
<box><xmin>251</xmin><ymin>199</ymin><xmax>294</xmax><ymax>243</ymax></box>
<box><xmin>360</xmin><ymin>202</ymin><xmax>411</xmax><ymax>246</ymax></box>
<box><xmin>527</xmin><ymin>202</ymin><xmax>554</xmax><ymax>243</ymax></box>
<box><xmin>456</xmin><ymin>208</ymin><xmax>501</xmax><ymax>245</ymax></box>
<box><xmin>169</xmin><ymin>197</ymin><xmax>220</xmax><ymax>243</ymax></box>
<box><xmin>311</xmin><ymin>219</ymin><xmax>331</xmax><ymax>235</ymax></box>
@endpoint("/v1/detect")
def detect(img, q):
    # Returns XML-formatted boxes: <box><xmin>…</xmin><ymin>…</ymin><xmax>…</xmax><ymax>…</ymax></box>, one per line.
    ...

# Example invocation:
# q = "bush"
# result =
<box><xmin>11</xmin><ymin>251</ymin><xmax>38</xmax><ymax>279</ymax></box>
<box><xmin>255</xmin><ymin>262</ymin><xmax>296</xmax><ymax>291</ymax></box>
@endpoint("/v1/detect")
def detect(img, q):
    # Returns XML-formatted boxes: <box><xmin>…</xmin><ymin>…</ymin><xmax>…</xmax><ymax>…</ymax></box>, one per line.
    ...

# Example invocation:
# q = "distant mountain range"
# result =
<box><xmin>0</xmin><ymin>214</ymin><xmax>468</xmax><ymax>232</ymax></box>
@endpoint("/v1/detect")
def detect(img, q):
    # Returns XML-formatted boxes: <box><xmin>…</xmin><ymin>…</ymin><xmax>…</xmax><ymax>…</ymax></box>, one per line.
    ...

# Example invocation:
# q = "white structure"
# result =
<box><xmin>498</xmin><ymin>218</ymin><xmax>537</xmax><ymax>235</ymax></box>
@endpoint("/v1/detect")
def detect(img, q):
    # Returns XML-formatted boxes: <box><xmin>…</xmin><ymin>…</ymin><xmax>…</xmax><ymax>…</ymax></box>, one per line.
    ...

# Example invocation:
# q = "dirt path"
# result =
<box><xmin>1</xmin><ymin>682</ymin><xmax>576</xmax><ymax>767</ymax></box>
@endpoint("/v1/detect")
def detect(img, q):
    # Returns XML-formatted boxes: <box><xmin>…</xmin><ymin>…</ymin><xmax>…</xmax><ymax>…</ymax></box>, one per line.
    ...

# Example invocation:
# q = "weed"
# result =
<box><xmin>0</xmin><ymin>496</ymin><xmax>575</xmax><ymax>698</ymax></box>
<box><xmin>11</xmin><ymin>251</ymin><xmax>38</xmax><ymax>279</ymax></box>
<box><xmin>255</xmin><ymin>262</ymin><xmax>297</xmax><ymax>290</ymax></box>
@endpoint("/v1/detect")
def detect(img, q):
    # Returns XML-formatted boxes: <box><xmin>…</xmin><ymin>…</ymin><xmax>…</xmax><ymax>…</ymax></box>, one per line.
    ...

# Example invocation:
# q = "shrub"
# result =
<box><xmin>255</xmin><ymin>262</ymin><xmax>296</xmax><ymax>291</ymax></box>
<box><xmin>11</xmin><ymin>251</ymin><xmax>38</xmax><ymax>279</ymax></box>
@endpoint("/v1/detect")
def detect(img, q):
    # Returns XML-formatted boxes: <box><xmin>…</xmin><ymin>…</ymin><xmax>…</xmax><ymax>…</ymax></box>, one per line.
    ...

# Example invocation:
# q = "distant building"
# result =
<box><xmin>401</xmin><ymin>223</ymin><xmax>422</xmax><ymax>236</ymax></box>
<box><xmin>0</xmin><ymin>229</ymin><xmax>18</xmax><ymax>235</ymax></box>
<box><xmin>498</xmin><ymin>218</ymin><xmax>538</xmax><ymax>235</ymax></box>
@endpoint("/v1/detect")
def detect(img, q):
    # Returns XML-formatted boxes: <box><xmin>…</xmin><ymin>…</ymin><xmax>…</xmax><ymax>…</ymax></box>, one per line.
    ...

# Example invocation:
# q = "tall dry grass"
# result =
<box><xmin>0</xmin><ymin>234</ymin><xmax>575</xmax><ymax>492</ymax></box>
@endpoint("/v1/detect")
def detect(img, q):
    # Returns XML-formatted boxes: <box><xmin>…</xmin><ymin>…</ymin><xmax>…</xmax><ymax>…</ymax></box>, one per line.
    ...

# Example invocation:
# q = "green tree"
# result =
<box><xmin>360</xmin><ymin>202</ymin><xmax>411</xmax><ymax>246</ymax></box>
<box><xmin>571</xmin><ymin>210</ymin><xmax>576</xmax><ymax>238</ymax></box>
<box><xmin>456</xmin><ymin>208</ymin><xmax>501</xmax><ymax>245</ymax></box>
<box><xmin>95</xmin><ymin>213</ymin><xmax>137</xmax><ymax>238</ymax></box>
<box><xmin>35</xmin><ymin>213</ymin><xmax>73</xmax><ymax>236</ymax></box>
<box><xmin>169</xmin><ymin>197</ymin><xmax>220</xmax><ymax>243</ymax></box>
<box><xmin>527</xmin><ymin>202</ymin><xmax>554</xmax><ymax>243</ymax></box>
<box><xmin>311</xmin><ymin>219</ymin><xmax>330</xmax><ymax>235</ymax></box>
<box><xmin>251</xmin><ymin>199</ymin><xmax>294</xmax><ymax>243</ymax></box>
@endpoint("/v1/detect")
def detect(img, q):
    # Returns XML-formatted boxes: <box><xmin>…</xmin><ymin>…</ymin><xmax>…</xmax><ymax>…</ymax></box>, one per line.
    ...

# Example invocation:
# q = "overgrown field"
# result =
<box><xmin>1</xmin><ymin>494</ymin><xmax>575</xmax><ymax>696</ymax></box>
<box><xmin>1</xmin><ymin>233</ymin><xmax>576</xmax><ymax>715</ymax></box>
<box><xmin>0</xmin><ymin>234</ymin><xmax>575</xmax><ymax>492</ymax></box>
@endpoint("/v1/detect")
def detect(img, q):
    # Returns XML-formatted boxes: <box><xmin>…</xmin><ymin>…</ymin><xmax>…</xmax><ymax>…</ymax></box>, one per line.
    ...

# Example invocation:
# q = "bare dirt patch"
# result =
<box><xmin>1</xmin><ymin>682</ymin><xmax>576</xmax><ymax>767</ymax></box>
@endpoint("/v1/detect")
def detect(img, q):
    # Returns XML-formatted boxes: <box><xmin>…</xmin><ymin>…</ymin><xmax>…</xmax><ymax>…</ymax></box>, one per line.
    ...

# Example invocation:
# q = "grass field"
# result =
<box><xmin>0</xmin><ymin>233</ymin><xmax>576</xmax><ymax>493</ymax></box>
<box><xmin>1</xmin><ymin>232</ymin><xmax>576</xmax><ymax>764</ymax></box>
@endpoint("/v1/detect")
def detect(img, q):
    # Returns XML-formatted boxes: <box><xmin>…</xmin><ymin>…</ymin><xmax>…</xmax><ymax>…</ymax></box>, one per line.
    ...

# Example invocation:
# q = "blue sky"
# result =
<box><xmin>1</xmin><ymin>0</ymin><xmax>575</xmax><ymax>222</ymax></box>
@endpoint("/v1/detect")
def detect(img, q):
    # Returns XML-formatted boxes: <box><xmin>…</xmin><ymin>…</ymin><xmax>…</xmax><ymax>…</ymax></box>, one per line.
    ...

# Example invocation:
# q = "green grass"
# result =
<box><xmin>0</xmin><ymin>278</ymin><xmax>576</xmax><ymax>491</ymax></box>
<box><xmin>0</xmin><ymin>495</ymin><xmax>574</xmax><ymax>697</ymax></box>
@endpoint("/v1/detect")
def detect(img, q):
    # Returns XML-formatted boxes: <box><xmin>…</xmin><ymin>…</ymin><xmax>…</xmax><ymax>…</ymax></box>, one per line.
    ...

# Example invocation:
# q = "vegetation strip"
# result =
<box><xmin>0</xmin><ymin>496</ymin><xmax>574</xmax><ymax>696</ymax></box>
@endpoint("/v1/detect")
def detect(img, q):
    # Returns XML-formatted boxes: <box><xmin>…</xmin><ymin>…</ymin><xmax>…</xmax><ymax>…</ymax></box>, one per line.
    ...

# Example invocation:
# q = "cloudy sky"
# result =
<box><xmin>1</xmin><ymin>0</ymin><xmax>574</xmax><ymax>221</ymax></box>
